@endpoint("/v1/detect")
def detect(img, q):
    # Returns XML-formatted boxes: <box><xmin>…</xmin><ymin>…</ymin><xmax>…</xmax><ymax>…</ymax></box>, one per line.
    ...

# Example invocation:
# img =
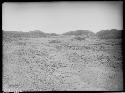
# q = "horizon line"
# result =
<box><xmin>2</xmin><ymin>28</ymin><xmax>122</xmax><ymax>34</ymax></box>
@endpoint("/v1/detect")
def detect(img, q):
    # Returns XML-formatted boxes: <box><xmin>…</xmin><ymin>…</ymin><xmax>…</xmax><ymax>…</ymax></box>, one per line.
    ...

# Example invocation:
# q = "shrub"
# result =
<box><xmin>49</xmin><ymin>40</ymin><xmax>61</xmax><ymax>43</ymax></box>
<box><xmin>73</xmin><ymin>36</ymin><xmax>86</xmax><ymax>41</ymax></box>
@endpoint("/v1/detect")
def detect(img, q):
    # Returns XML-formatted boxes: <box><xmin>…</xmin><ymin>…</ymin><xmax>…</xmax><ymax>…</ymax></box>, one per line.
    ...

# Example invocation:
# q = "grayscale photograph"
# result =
<box><xmin>2</xmin><ymin>1</ymin><xmax>123</xmax><ymax>92</ymax></box>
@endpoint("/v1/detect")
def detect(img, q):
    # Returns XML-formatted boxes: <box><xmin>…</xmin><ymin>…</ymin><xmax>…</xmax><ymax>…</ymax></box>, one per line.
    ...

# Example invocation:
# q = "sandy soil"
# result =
<box><xmin>3</xmin><ymin>37</ymin><xmax>123</xmax><ymax>91</ymax></box>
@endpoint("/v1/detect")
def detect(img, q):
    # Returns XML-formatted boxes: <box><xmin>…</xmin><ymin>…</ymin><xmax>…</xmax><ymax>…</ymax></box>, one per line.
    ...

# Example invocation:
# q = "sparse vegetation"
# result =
<box><xmin>3</xmin><ymin>30</ymin><xmax>122</xmax><ymax>91</ymax></box>
<box><xmin>73</xmin><ymin>36</ymin><xmax>85</xmax><ymax>41</ymax></box>
<box><xmin>49</xmin><ymin>40</ymin><xmax>62</xmax><ymax>43</ymax></box>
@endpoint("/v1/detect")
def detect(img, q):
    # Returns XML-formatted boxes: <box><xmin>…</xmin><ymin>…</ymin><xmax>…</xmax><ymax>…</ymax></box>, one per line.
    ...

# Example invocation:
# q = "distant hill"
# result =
<box><xmin>96</xmin><ymin>29</ymin><xmax>122</xmax><ymax>39</ymax></box>
<box><xmin>2</xmin><ymin>30</ymin><xmax>60</xmax><ymax>43</ymax></box>
<box><xmin>62</xmin><ymin>30</ymin><xmax>95</xmax><ymax>37</ymax></box>
<box><xmin>49</xmin><ymin>33</ymin><xmax>59</xmax><ymax>36</ymax></box>
<box><xmin>2</xmin><ymin>30</ymin><xmax>59</xmax><ymax>39</ymax></box>
<box><xmin>27</xmin><ymin>30</ymin><xmax>48</xmax><ymax>37</ymax></box>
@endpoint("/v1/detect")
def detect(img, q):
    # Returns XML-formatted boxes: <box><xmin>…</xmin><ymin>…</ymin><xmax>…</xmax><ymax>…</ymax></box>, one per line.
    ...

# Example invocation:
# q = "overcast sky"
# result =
<box><xmin>2</xmin><ymin>2</ymin><xmax>123</xmax><ymax>34</ymax></box>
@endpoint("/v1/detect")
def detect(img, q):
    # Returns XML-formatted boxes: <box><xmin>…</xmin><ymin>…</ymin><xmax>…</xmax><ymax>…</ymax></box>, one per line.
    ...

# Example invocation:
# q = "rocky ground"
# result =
<box><xmin>3</xmin><ymin>36</ymin><xmax>123</xmax><ymax>91</ymax></box>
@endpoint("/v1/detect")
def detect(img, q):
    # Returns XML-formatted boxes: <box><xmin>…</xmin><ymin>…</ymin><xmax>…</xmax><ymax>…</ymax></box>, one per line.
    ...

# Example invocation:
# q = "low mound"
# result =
<box><xmin>3</xmin><ymin>30</ymin><xmax>59</xmax><ymax>39</ymax></box>
<box><xmin>3</xmin><ymin>30</ymin><xmax>48</xmax><ymax>38</ymax></box>
<box><xmin>96</xmin><ymin>29</ymin><xmax>122</xmax><ymax>39</ymax></box>
<box><xmin>62</xmin><ymin>30</ymin><xmax>95</xmax><ymax>37</ymax></box>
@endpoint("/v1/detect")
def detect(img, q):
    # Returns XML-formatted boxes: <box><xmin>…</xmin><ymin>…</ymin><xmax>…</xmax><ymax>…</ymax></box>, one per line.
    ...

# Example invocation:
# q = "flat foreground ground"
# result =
<box><xmin>3</xmin><ymin>37</ymin><xmax>123</xmax><ymax>91</ymax></box>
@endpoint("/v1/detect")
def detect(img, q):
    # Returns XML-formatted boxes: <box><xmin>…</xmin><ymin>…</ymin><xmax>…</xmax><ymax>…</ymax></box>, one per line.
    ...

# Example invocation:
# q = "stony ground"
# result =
<box><xmin>3</xmin><ymin>37</ymin><xmax>123</xmax><ymax>91</ymax></box>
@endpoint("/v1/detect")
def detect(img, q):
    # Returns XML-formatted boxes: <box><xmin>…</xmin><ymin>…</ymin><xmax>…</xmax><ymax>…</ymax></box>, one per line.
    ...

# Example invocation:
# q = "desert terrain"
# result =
<box><xmin>2</xmin><ymin>30</ymin><xmax>123</xmax><ymax>91</ymax></box>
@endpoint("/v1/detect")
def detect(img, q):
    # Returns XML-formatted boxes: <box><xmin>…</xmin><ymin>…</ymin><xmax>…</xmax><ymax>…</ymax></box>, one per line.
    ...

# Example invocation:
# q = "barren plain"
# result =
<box><xmin>3</xmin><ymin>35</ymin><xmax>123</xmax><ymax>91</ymax></box>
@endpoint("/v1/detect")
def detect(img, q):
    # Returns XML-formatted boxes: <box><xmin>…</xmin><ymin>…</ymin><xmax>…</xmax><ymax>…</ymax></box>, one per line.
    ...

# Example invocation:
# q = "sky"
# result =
<box><xmin>2</xmin><ymin>2</ymin><xmax>123</xmax><ymax>34</ymax></box>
